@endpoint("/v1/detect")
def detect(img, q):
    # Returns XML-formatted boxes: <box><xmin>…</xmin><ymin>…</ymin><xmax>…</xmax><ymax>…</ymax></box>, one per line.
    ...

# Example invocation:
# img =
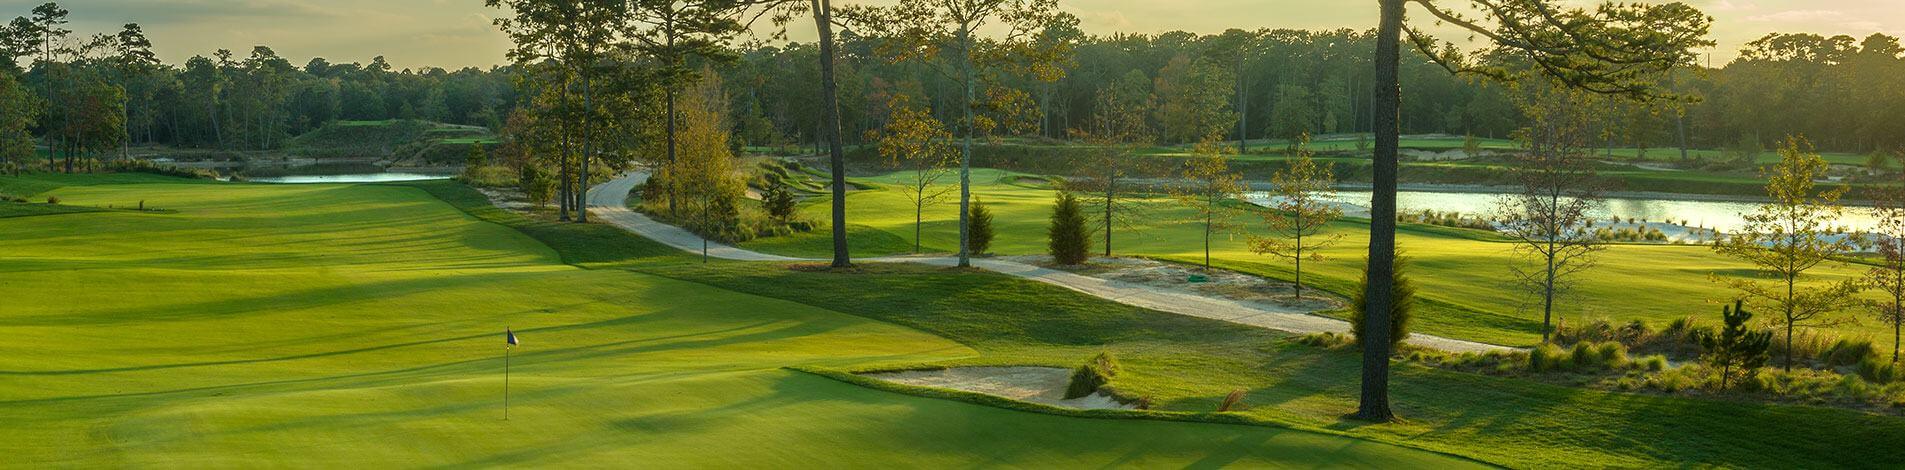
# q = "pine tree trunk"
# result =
<box><xmin>955</xmin><ymin>30</ymin><xmax>975</xmax><ymax>268</ymax></box>
<box><xmin>665</xmin><ymin>87</ymin><xmax>679</xmax><ymax>219</ymax></box>
<box><xmin>1356</xmin><ymin>0</ymin><xmax>1404</xmax><ymax>423</ymax></box>
<box><xmin>1103</xmin><ymin>178</ymin><xmax>1114</xmax><ymax>257</ymax></box>
<box><xmin>577</xmin><ymin>71</ymin><xmax>593</xmax><ymax>223</ymax></box>
<box><xmin>814</xmin><ymin>0</ymin><xmax>852</xmax><ymax>268</ymax></box>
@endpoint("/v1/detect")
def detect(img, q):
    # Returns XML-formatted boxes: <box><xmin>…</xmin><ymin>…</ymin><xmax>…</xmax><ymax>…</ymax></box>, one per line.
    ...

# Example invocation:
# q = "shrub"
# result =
<box><xmin>1295</xmin><ymin>332</ymin><xmax>1354</xmax><ymax>348</ymax></box>
<box><xmin>518</xmin><ymin>164</ymin><xmax>556</xmax><ymax>208</ymax></box>
<box><xmin>762</xmin><ymin>184</ymin><xmax>798</xmax><ymax>223</ymax></box>
<box><xmin>1696</xmin><ymin>300</ymin><xmax>1773</xmax><ymax>390</ymax></box>
<box><xmin>461</xmin><ymin>165</ymin><xmax>515</xmax><ymax>188</ymax></box>
<box><xmin>1047</xmin><ymin>192</ymin><xmax>1090</xmax><ymax>265</ymax></box>
<box><xmin>1218</xmin><ymin>389</ymin><xmax>1248</xmax><ymax>412</ymax></box>
<box><xmin>1821</xmin><ymin>338</ymin><xmax>1878</xmax><ymax>368</ymax></box>
<box><xmin>1064</xmin><ymin>352</ymin><xmax>1119</xmax><ymax>399</ymax></box>
<box><xmin>1350</xmin><ymin>255</ymin><xmax>1415</xmax><ymax>349</ymax></box>
<box><xmin>969</xmin><ymin>197</ymin><xmax>995</xmax><ymax>256</ymax></box>
<box><xmin>1637</xmin><ymin>354</ymin><xmax>1670</xmax><ymax>372</ymax></box>
<box><xmin>1595</xmin><ymin>342</ymin><xmax>1631</xmax><ymax>369</ymax></box>
<box><xmin>1859</xmin><ymin>356</ymin><xmax>1901</xmax><ymax>384</ymax></box>
<box><xmin>45</xmin><ymin>195</ymin><xmax>59</xmax><ymax>205</ymax></box>
<box><xmin>1530</xmin><ymin>343</ymin><xmax>1568</xmax><ymax>372</ymax></box>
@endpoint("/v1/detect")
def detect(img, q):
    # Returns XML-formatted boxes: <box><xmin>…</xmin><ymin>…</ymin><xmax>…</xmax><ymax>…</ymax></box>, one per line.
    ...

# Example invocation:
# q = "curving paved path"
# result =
<box><xmin>586</xmin><ymin>173</ymin><xmax>1512</xmax><ymax>354</ymax></box>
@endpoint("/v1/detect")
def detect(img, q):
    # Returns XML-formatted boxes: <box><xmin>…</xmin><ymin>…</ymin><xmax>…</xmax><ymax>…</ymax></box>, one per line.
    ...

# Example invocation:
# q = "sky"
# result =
<box><xmin>2</xmin><ymin>0</ymin><xmax>1900</xmax><ymax>70</ymax></box>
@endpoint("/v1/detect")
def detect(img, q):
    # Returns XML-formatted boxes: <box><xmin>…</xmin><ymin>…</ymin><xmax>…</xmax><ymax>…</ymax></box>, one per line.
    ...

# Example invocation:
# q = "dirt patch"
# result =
<box><xmin>475</xmin><ymin>186</ymin><xmax>534</xmax><ymax>211</ymax></box>
<box><xmin>861</xmin><ymin>366</ymin><xmax>1133</xmax><ymax>410</ymax></box>
<box><xmin>1001</xmin><ymin>255</ymin><xmax>1345</xmax><ymax>313</ymax></box>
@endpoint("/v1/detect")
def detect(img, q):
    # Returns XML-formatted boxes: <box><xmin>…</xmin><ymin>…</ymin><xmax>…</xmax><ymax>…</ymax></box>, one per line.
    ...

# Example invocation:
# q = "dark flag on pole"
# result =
<box><xmin>504</xmin><ymin>327</ymin><xmax>517</xmax><ymax>420</ymax></box>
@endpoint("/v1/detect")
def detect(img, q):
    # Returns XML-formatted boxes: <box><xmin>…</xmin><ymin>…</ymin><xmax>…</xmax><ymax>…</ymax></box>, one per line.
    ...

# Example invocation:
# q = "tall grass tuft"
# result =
<box><xmin>1064</xmin><ymin>352</ymin><xmax>1120</xmax><ymax>399</ymax></box>
<box><xmin>1218</xmin><ymin>389</ymin><xmax>1248</xmax><ymax>412</ymax></box>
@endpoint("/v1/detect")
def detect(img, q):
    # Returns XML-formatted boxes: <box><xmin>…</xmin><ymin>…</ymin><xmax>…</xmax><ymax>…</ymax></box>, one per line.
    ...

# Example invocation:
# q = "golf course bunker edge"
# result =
<box><xmin>860</xmin><ymin>366</ymin><xmax>1136</xmax><ymax>410</ymax></box>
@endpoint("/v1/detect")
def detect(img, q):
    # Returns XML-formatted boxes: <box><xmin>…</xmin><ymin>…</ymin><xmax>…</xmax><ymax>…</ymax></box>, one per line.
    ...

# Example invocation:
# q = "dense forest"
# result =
<box><xmin>1</xmin><ymin>1</ymin><xmax>1902</xmax><ymax>175</ymax></box>
<box><xmin>0</xmin><ymin>2</ymin><xmax>514</xmax><ymax>165</ymax></box>
<box><xmin>723</xmin><ymin>28</ymin><xmax>1905</xmax><ymax>155</ymax></box>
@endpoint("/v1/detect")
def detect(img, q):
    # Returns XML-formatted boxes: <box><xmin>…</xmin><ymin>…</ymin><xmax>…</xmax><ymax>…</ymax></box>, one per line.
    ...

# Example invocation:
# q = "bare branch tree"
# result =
<box><xmin>1250</xmin><ymin>133</ymin><xmax>1343</xmax><ymax>300</ymax></box>
<box><xmin>1495</xmin><ymin>81</ymin><xmax>1606</xmax><ymax>343</ymax></box>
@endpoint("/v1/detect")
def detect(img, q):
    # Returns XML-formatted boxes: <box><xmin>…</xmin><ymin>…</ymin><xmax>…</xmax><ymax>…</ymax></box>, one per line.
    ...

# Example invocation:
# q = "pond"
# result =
<box><xmin>247</xmin><ymin>173</ymin><xmax>452</xmax><ymax>184</ymax></box>
<box><xmin>1250</xmin><ymin>189</ymin><xmax>1879</xmax><ymax>234</ymax></box>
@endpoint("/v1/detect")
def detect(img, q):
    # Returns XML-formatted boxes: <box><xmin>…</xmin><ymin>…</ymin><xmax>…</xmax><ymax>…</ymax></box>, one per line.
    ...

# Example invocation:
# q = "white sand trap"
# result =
<box><xmin>862</xmin><ymin>366</ymin><xmax>1135</xmax><ymax>410</ymax></box>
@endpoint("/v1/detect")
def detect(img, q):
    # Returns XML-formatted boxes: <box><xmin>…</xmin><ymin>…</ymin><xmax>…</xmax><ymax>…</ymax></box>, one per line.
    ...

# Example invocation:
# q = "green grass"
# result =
<box><xmin>0</xmin><ymin>174</ymin><xmax>1482</xmax><ymax>467</ymax></box>
<box><xmin>745</xmin><ymin>169</ymin><xmax>1885</xmax><ymax>346</ymax></box>
<box><xmin>641</xmin><ymin>262</ymin><xmax>1905</xmax><ymax>469</ymax></box>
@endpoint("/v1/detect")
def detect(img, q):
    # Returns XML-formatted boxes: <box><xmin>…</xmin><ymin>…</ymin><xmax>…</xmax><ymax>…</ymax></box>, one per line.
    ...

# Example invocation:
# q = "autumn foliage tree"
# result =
<box><xmin>870</xmin><ymin>93</ymin><xmax>957</xmax><ymax>253</ymax></box>
<box><xmin>1173</xmin><ymin>137</ymin><xmax>1244</xmax><ymax>271</ymax></box>
<box><xmin>1249</xmin><ymin>134</ymin><xmax>1342</xmax><ymax>300</ymax></box>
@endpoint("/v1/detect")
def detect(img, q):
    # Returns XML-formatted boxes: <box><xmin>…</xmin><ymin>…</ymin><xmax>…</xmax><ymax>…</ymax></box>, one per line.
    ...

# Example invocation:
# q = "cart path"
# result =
<box><xmin>586</xmin><ymin>173</ymin><xmax>1513</xmax><ymax>354</ymax></box>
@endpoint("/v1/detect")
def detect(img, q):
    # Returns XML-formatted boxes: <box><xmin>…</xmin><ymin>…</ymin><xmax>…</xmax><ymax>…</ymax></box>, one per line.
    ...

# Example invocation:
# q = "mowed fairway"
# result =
<box><xmin>743</xmin><ymin>169</ymin><xmax>1879</xmax><ymax>346</ymax></box>
<box><xmin>0</xmin><ymin>175</ymin><xmax>1481</xmax><ymax>467</ymax></box>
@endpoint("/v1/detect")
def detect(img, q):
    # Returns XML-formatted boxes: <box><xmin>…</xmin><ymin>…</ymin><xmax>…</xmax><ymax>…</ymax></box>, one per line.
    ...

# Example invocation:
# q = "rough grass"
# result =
<box><xmin>0</xmin><ymin>174</ymin><xmax>1478</xmax><ymax>468</ymax></box>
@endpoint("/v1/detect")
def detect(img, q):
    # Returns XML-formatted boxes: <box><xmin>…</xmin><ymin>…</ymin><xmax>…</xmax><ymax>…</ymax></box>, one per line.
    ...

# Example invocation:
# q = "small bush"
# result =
<box><xmin>1595</xmin><ymin>342</ymin><xmax>1631</xmax><ymax>369</ymax></box>
<box><xmin>1821</xmin><ymin>338</ymin><xmax>1878</xmax><ymax>368</ymax></box>
<box><xmin>1047</xmin><ymin>192</ymin><xmax>1090</xmax><ymax>265</ymax></box>
<box><xmin>1295</xmin><ymin>332</ymin><xmax>1354</xmax><ymax>348</ymax></box>
<box><xmin>1637</xmin><ymin>354</ymin><xmax>1670</xmax><ymax>372</ymax></box>
<box><xmin>1218</xmin><ymin>389</ymin><xmax>1248</xmax><ymax>412</ymax></box>
<box><xmin>762</xmin><ymin>184</ymin><xmax>798</xmax><ymax>223</ymax></box>
<box><xmin>45</xmin><ymin>195</ymin><xmax>59</xmax><ymax>205</ymax></box>
<box><xmin>1859</xmin><ymin>356</ymin><xmax>1901</xmax><ymax>384</ymax></box>
<box><xmin>1530</xmin><ymin>343</ymin><xmax>1568</xmax><ymax>372</ymax></box>
<box><xmin>1350</xmin><ymin>255</ymin><xmax>1415</xmax><ymax>349</ymax></box>
<box><xmin>969</xmin><ymin>198</ymin><xmax>995</xmax><ymax>256</ymax></box>
<box><xmin>1570</xmin><ymin>342</ymin><xmax>1597</xmax><ymax>369</ymax></box>
<box><xmin>1064</xmin><ymin>352</ymin><xmax>1119</xmax><ymax>399</ymax></box>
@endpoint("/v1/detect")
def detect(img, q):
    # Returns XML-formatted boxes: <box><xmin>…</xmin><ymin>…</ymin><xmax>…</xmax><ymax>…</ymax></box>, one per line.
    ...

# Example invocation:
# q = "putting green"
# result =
<box><xmin>0</xmin><ymin>175</ymin><xmax>1480</xmax><ymax>467</ymax></box>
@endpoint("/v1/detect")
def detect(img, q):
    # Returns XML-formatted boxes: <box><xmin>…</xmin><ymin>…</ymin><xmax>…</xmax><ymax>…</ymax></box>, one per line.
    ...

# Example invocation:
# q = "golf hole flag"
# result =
<box><xmin>504</xmin><ymin>328</ymin><xmax>518</xmax><ymax>419</ymax></box>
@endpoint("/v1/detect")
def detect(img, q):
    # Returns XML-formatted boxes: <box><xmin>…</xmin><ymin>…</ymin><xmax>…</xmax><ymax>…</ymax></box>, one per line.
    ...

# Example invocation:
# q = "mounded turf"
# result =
<box><xmin>741</xmin><ymin>168</ymin><xmax>1882</xmax><ymax>346</ymax></box>
<box><xmin>0</xmin><ymin>174</ymin><xmax>1481</xmax><ymax>467</ymax></box>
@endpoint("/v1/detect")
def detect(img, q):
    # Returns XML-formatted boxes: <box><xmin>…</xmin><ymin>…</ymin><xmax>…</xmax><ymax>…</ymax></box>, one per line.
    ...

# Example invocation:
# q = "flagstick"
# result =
<box><xmin>504</xmin><ymin>344</ymin><xmax>511</xmax><ymax>421</ymax></box>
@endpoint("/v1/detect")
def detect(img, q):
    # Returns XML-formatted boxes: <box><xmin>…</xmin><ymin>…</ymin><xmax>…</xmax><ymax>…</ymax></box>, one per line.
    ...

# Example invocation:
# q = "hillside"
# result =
<box><xmin>284</xmin><ymin>119</ymin><xmax>498</xmax><ymax>166</ymax></box>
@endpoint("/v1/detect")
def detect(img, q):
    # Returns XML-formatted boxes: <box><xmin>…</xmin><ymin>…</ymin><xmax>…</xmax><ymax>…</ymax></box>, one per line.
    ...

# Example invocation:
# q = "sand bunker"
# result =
<box><xmin>1002</xmin><ymin>255</ymin><xmax>1345</xmax><ymax>313</ymax></box>
<box><xmin>861</xmin><ymin>366</ymin><xmax>1134</xmax><ymax>410</ymax></box>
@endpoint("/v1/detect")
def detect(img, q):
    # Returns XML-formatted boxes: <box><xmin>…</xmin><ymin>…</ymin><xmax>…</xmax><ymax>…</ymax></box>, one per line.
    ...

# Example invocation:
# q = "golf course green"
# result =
<box><xmin>0</xmin><ymin>173</ymin><xmax>1488</xmax><ymax>467</ymax></box>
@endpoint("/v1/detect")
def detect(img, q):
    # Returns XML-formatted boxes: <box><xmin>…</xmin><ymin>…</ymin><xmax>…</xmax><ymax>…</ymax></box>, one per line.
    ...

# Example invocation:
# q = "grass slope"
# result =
<box><xmin>0</xmin><ymin>174</ymin><xmax>1472</xmax><ymax>467</ymax></box>
<box><xmin>646</xmin><ymin>262</ymin><xmax>1905</xmax><ymax>468</ymax></box>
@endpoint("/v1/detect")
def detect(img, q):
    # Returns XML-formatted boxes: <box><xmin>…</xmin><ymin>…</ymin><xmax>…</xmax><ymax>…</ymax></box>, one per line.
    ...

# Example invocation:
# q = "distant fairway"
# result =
<box><xmin>0</xmin><ymin>175</ymin><xmax>1481</xmax><ymax>467</ymax></box>
<box><xmin>741</xmin><ymin>169</ymin><xmax>1881</xmax><ymax>346</ymax></box>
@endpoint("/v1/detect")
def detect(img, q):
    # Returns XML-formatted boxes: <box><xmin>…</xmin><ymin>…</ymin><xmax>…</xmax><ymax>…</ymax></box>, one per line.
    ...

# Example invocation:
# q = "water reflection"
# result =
<box><xmin>249</xmin><ymin>173</ymin><xmax>450</xmax><ymax>184</ymax></box>
<box><xmin>1259</xmin><ymin>190</ymin><xmax>1880</xmax><ymax>233</ymax></box>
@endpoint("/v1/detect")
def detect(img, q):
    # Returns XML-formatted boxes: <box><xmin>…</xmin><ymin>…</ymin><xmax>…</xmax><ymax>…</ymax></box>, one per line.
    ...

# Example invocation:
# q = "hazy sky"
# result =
<box><xmin>3</xmin><ymin>0</ymin><xmax>1900</xmax><ymax>69</ymax></box>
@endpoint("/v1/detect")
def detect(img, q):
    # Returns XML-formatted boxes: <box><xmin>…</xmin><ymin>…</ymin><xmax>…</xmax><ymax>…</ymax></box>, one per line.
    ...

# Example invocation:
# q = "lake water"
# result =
<box><xmin>248</xmin><ymin>173</ymin><xmax>451</xmax><ymax>184</ymax></box>
<box><xmin>1250</xmin><ymin>190</ymin><xmax>1879</xmax><ymax>233</ymax></box>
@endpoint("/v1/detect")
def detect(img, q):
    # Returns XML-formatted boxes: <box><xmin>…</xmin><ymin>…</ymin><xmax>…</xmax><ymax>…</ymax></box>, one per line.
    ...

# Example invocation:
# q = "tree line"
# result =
<box><xmin>0</xmin><ymin>1</ymin><xmax>517</xmax><ymax>172</ymax></box>
<box><xmin>720</xmin><ymin>28</ymin><xmax>1905</xmax><ymax>156</ymax></box>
